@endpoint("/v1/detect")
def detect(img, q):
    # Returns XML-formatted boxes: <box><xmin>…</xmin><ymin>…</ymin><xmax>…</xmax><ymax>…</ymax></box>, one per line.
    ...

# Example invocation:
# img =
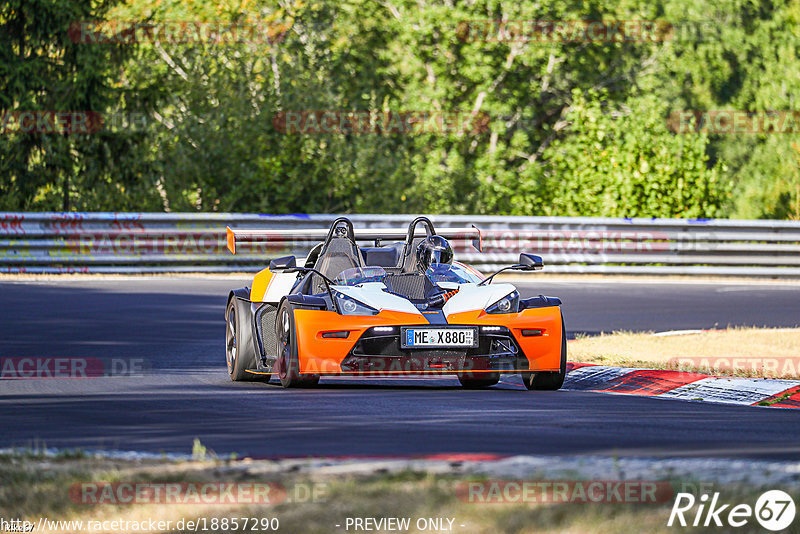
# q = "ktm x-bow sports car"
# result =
<box><xmin>224</xmin><ymin>217</ymin><xmax>565</xmax><ymax>389</ymax></box>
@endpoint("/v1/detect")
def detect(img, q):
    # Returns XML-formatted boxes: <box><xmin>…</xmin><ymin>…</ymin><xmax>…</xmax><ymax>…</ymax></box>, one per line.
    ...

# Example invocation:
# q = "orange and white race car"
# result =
<box><xmin>224</xmin><ymin>217</ymin><xmax>565</xmax><ymax>389</ymax></box>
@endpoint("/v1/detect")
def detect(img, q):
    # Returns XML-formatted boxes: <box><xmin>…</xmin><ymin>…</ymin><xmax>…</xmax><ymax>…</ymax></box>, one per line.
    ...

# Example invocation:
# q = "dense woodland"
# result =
<box><xmin>2</xmin><ymin>0</ymin><xmax>799</xmax><ymax>219</ymax></box>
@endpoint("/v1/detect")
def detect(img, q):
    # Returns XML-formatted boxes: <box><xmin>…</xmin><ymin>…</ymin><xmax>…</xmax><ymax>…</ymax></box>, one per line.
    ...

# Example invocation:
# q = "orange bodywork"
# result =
<box><xmin>447</xmin><ymin>308</ymin><xmax>563</xmax><ymax>372</ymax></box>
<box><xmin>292</xmin><ymin>306</ymin><xmax>563</xmax><ymax>375</ymax></box>
<box><xmin>293</xmin><ymin>309</ymin><xmax>426</xmax><ymax>374</ymax></box>
<box><xmin>249</xmin><ymin>268</ymin><xmax>273</xmax><ymax>302</ymax></box>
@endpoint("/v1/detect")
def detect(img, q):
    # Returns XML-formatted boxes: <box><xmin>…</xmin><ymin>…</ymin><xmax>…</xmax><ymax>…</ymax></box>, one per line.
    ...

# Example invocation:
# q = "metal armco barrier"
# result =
<box><xmin>1</xmin><ymin>212</ymin><xmax>800</xmax><ymax>276</ymax></box>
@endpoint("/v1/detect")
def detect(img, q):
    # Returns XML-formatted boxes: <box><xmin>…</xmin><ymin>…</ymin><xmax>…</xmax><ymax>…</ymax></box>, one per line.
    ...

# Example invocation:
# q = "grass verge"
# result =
<box><xmin>0</xmin><ymin>452</ymin><xmax>795</xmax><ymax>534</ymax></box>
<box><xmin>569</xmin><ymin>327</ymin><xmax>800</xmax><ymax>379</ymax></box>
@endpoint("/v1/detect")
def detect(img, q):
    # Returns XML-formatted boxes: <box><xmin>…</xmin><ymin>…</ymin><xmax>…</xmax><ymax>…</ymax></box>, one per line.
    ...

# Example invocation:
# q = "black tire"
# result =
<box><xmin>521</xmin><ymin>312</ymin><xmax>567</xmax><ymax>391</ymax></box>
<box><xmin>275</xmin><ymin>301</ymin><xmax>320</xmax><ymax>388</ymax></box>
<box><xmin>457</xmin><ymin>373</ymin><xmax>500</xmax><ymax>389</ymax></box>
<box><xmin>225</xmin><ymin>297</ymin><xmax>259</xmax><ymax>381</ymax></box>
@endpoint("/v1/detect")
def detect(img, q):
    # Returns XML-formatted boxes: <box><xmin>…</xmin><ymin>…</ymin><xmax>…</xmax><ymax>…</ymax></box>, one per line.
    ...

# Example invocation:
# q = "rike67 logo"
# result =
<box><xmin>668</xmin><ymin>490</ymin><xmax>796</xmax><ymax>531</ymax></box>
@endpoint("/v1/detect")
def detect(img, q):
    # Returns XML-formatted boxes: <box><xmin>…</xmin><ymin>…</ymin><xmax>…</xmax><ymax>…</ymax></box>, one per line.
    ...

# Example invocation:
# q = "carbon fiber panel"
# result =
<box><xmin>385</xmin><ymin>273</ymin><xmax>430</xmax><ymax>300</ymax></box>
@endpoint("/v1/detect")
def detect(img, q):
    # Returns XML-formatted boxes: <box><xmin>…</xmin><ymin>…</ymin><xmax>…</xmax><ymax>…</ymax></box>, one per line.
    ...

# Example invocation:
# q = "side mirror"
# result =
<box><xmin>479</xmin><ymin>253</ymin><xmax>544</xmax><ymax>285</ymax></box>
<box><xmin>517</xmin><ymin>253</ymin><xmax>544</xmax><ymax>271</ymax></box>
<box><xmin>269</xmin><ymin>255</ymin><xmax>297</xmax><ymax>272</ymax></box>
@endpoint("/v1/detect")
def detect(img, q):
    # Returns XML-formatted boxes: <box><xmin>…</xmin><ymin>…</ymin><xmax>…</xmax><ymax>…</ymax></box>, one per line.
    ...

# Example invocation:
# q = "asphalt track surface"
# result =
<box><xmin>1</xmin><ymin>277</ymin><xmax>800</xmax><ymax>459</ymax></box>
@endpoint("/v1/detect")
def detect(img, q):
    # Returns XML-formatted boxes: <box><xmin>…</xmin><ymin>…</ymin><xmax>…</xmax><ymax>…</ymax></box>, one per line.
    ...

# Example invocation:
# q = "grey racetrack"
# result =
<box><xmin>1</xmin><ymin>277</ymin><xmax>799</xmax><ymax>459</ymax></box>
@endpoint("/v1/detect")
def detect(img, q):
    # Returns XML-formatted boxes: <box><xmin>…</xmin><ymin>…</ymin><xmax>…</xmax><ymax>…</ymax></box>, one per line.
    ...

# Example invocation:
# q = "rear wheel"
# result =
<box><xmin>458</xmin><ymin>373</ymin><xmax>500</xmax><ymax>389</ymax></box>
<box><xmin>225</xmin><ymin>298</ymin><xmax>258</xmax><ymax>381</ymax></box>
<box><xmin>521</xmin><ymin>313</ymin><xmax>567</xmax><ymax>391</ymax></box>
<box><xmin>275</xmin><ymin>301</ymin><xmax>320</xmax><ymax>388</ymax></box>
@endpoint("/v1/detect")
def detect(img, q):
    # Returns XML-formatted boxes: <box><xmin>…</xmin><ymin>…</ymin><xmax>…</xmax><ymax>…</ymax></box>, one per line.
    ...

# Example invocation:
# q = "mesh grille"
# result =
<box><xmin>258</xmin><ymin>304</ymin><xmax>278</xmax><ymax>357</ymax></box>
<box><xmin>385</xmin><ymin>273</ymin><xmax>429</xmax><ymax>300</ymax></box>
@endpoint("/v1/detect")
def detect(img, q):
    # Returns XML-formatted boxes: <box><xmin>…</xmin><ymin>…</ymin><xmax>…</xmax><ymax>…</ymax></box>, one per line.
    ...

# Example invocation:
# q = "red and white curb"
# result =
<box><xmin>564</xmin><ymin>363</ymin><xmax>800</xmax><ymax>408</ymax></box>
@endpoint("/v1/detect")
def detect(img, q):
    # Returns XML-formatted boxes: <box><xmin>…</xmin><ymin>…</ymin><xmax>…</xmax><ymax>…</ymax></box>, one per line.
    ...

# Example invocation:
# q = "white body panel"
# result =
<box><xmin>257</xmin><ymin>250</ymin><xmax>514</xmax><ymax>317</ymax></box>
<box><xmin>442</xmin><ymin>283</ymin><xmax>516</xmax><ymax>316</ymax></box>
<box><xmin>331</xmin><ymin>283</ymin><xmax>420</xmax><ymax>315</ymax></box>
<box><xmin>332</xmin><ymin>280</ymin><xmax>514</xmax><ymax>317</ymax></box>
<box><xmin>263</xmin><ymin>272</ymin><xmax>298</xmax><ymax>303</ymax></box>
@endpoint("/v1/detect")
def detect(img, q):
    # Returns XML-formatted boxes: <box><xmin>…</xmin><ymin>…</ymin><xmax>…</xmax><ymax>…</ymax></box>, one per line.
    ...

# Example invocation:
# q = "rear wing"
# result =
<box><xmin>226</xmin><ymin>225</ymin><xmax>482</xmax><ymax>255</ymax></box>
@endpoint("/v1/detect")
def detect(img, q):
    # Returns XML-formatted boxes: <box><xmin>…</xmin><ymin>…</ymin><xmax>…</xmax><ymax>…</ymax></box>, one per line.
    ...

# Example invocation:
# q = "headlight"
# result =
<box><xmin>334</xmin><ymin>291</ymin><xmax>379</xmax><ymax>315</ymax></box>
<box><xmin>485</xmin><ymin>290</ymin><xmax>520</xmax><ymax>314</ymax></box>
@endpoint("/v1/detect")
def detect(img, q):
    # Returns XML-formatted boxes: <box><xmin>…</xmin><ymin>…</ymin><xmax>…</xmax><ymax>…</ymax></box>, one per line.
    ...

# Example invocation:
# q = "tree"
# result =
<box><xmin>540</xmin><ymin>90</ymin><xmax>729</xmax><ymax>217</ymax></box>
<box><xmin>0</xmin><ymin>0</ymin><xmax>161</xmax><ymax>211</ymax></box>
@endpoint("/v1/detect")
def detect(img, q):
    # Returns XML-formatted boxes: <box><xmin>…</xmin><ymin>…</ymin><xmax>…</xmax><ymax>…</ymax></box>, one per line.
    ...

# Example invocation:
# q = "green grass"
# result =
<box><xmin>1</xmin><ymin>453</ymin><xmax>797</xmax><ymax>533</ymax></box>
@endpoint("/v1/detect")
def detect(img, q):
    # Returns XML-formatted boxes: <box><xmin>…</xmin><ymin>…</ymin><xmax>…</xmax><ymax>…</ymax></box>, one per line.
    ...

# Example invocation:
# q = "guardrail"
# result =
<box><xmin>1</xmin><ymin>212</ymin><xmax>799</xmax><ymax>276</ymax></box>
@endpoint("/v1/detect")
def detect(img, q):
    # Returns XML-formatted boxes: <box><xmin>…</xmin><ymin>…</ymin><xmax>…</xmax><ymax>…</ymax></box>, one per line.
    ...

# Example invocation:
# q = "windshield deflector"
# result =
<box><xmin>333</xmin><ymin>266</ymin><xmax>388</xmax><ymax>286</ymax></box>
<box><xmin>425</xmin><ymin>264</ymin><xmax>482</xmax><ymax>285</ymax></box>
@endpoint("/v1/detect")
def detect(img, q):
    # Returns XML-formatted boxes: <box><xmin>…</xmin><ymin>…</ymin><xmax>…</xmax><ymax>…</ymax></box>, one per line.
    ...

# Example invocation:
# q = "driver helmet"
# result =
<box><xmin>416</xmin><ymin>235</ymin><xmax>454</xmax><ymax>272</ymax></box>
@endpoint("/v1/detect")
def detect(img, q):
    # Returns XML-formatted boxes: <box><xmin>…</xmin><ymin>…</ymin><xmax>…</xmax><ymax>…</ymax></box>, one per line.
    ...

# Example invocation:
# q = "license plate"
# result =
<box><xmin>401</xmin><ymin>327</ymin><xmax>477</xmax><ymax>348</ymax></box>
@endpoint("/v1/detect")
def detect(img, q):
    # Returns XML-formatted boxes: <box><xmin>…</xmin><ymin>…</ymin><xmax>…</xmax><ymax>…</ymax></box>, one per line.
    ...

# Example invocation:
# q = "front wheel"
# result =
<box><xmin>225</xmin><ymin>297</ymin><xmax>258</xmax><ymax>381</ymax></box>
<box><xmin>275</xmin><ymin>301</ymin><xmax>320</xmax><ymax>388</ymax></box>
<box><xmin>521</xmin><ymin>312</ymin><xmax>567</xmax><ymax>391</ymax></box>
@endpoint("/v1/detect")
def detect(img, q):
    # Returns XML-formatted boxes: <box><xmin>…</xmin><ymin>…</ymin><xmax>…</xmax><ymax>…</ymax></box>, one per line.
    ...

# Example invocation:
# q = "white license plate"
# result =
<box><xmin>402</xmin><ymin>328</ymin><xmax>476</xmax><ymax>348</ymax></box>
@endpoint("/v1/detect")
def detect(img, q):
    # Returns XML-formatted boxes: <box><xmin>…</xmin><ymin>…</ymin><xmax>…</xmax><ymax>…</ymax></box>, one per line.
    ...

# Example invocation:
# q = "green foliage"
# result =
<box><xmin>655</xmin><ymin>0</ymin><xmax>800</xmax><ymax>218</ymax></box>
<box><xmin>0</xmin><ymin>0</ymin><xmax>796</xmax><ymax>218</ymax></box>
<box><xmin>0</xmin><ymin>0</ymin><xmax>162</xmax><ymax>211</ymax></box>
<box><xmin>539</xmin><ymin>90</ymin><xmax>728</xmax><ymax>217</ymax></box>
